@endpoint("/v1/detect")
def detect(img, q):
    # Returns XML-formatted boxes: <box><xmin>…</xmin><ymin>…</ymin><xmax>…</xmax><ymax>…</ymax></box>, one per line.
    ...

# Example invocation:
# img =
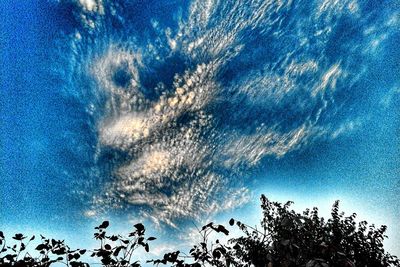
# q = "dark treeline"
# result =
<box><xmin>1</xmin><ymin>195</ymin><xmax>399</xmax><ymax>267</ymax></box>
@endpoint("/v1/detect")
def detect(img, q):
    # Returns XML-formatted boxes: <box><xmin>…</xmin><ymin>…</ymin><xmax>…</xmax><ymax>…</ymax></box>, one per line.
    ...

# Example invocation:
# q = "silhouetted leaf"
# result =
<box><xmin>134</xmin><ymin>223</ymin><xmax>145</xmax><ymax>233</ymax></box>
<box><xmin>98</xmin><ymin>221</ymin><xmax>109</xmax><ymax>229</ymax></box>
<box><xmin>35</xmin><ymin>244</ymin><xmax>48</xmax><ymax>251</ymax></box>
<box><xmin>202</xmin><ymin>222</ymin><xmax>213</xmax><ymax>230</ymax></box>
<box><xmin>12</xmin><ymin>234</ymin><xmax>25</xmax><ymax>241</ymax></box>
<box><xmin>213</xmin><ymin>249</ymin><xmax>221</xmax><ymax>259</ymax></box>
<box><xmin>113</xmin><ymin>246</ymin><xmax>124</xmax><ymax>257</ymax></box>
<box><xmin>53</xmin><ymin>247</ymin><xmax>67</xmax><ymax>255</ymax></box>
<box><xmin>216</xmin><ymin>225</ymin><xmax>229</xmax><ymax>235</ymax></box>
<box><xmin>101</xmin><ymin>256</ymin><xmax>112</xmax><ymax>265</ymax></box>
<box><xmin>110</xmin><ymin>235</ymin><xmax>119</xmax><ymax>241</ymax></box>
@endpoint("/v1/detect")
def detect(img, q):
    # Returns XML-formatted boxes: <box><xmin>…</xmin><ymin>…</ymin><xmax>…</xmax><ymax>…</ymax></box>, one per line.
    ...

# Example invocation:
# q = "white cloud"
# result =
<box><xmin>78</xmin><ymin>0</ymin><xmax>104</xmax><ymax>14</ymax></box>
<box><xmin>59</xmin><ymin>0</ymin><xmax>382</xmax><ymax>228</ymax></box>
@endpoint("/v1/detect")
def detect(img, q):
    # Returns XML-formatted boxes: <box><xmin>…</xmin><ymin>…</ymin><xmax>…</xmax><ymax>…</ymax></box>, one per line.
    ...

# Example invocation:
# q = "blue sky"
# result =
<box><xmin>1</xmin><ymin>0</ymin><xmax>399</xmax><ymax>258</ymax></box>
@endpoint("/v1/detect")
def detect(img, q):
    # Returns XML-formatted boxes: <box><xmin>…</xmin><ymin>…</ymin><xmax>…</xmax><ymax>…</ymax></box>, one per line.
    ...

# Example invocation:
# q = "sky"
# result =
<box><xmin>1</xmin><ymin>0</ymin><xmax>399</xmax><ymax>260</ymax></box>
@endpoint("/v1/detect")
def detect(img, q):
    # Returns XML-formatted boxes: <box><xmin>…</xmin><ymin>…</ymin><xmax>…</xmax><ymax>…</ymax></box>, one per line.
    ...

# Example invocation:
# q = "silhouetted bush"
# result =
<box><xmin>0</xmin><ymin>221</ymin><xmax>155</xmax><ymax>267</ymax></box>
<box><xmin>1</xmin><ymin>195</ymin><xmax>399</xmax><ymax>267</ymax></box>
<box><xmin>150</xmin><ymin>195</ymin><xmax>400</xmax><ymax>267</ymax></box>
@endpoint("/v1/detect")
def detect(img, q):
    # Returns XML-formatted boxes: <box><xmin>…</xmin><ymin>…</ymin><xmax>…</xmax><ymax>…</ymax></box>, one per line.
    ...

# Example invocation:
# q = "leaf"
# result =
<box><xmin>110</xmin><ymin>235</ymin><xmax>119</xmax><ymax>241</ymax></box>
<box><xmin>113</xmin><ymin>246</ymin><xmax>124</xmax><ymax>257</ymax></box>
<box><xmin>229</xmin><ymin>218</ymin><xmax>235</xmax><ymax>226</ymax></box>
<box><xmin>211</xmin><ymin>225</ymin><xmax>229</xmax><ymax>235</ymax></box>
<box><xmin>53</xmin><ymin>247</ymin><xmax>67</xmax><ymax>255</ymax></box>
<box><xmin>144</xmin><ymin>243</ymin><xmax>149</xmax><ymax>253</ymax></box>
<box><xmin>217</xmin><ymin>225</ymin><xmax>229</xmax><ymax>235</ymax></box>
<box><xmin>101</xmin><ymin>257</ymin><xmax>111</xmax><ymax>265</ymax></box>
<box><xmin>104</xmin><ymin>244</ymin><xmax>111</xmax><ymax>250</ymax></box>
<box><xmin>94</xmin><ymin>232</ymin><xmax>106</xmax><ymax>240</ymax></box>
<box><xmin>134</xmin><ymin>223</ymin><xmax>145</xmax><ymax>233</ymax></box>
<box><xmin>36</xmin><ymin>244</ymin><xmax>48</xmax><ymax>251</ymax></box>
<box><xmin>12</xmin><ymin>234</ymin><xmax>25</xmax><ymax>241</ymax></box>
<box><xmin>99</xmin><ymin>221</ymin><xmax>110</xmax><ymax>229</ymax></box>
<box><xmin>67</xmin><ymin>254</ymin><xmax>74</xmax><ymax>261</ymax></box>
<box><xmin>147</xmin><ymin>237</ymin><xmax>156</xmax><ymax>241</ymax></box>
<box><xmin>202</xmin><ymin>222</ymin><xmax>213</xmax><ymax>231</ymax></box>
<box><xmin>79</xmin><ymin>249</ymin><xmax>86</xmax><ymax>255</ymax></box>
<box><xmin>29</xmin><ymin>235</ymin><xmax>35</xmax><ymax>241</ymax></box>
<box><xmin>212</xmin><ymin>249</ymin><xmax>221</xmax><ymax>259</ymax></box>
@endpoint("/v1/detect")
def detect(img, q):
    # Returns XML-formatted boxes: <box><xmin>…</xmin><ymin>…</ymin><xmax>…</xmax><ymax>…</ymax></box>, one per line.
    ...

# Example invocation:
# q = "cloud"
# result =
<box><xmin>317</xmin><ymin>0</ymin><xmax>360</xmax><ymax>18</ymax></box>
<box><xmin>55</xmin><ymin>0</ymin><xmax>391</xmax><ymax>227</ymax></box>
<box><xmin>78</xmin><ymin>0</ymin><xmax>104</xmax><ymax>14</ymax></box>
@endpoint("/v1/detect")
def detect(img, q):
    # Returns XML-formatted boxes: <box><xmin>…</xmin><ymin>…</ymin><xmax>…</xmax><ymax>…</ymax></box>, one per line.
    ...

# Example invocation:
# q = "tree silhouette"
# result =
<box><xmin>1</xmin><ymin>195</ymin><xmax>399</xmax><ymax>267</ymax></box>
<box><xmin>151</xmin><ymin>195</ymin><xmax>400</xmax><ymax>267</ymax></box>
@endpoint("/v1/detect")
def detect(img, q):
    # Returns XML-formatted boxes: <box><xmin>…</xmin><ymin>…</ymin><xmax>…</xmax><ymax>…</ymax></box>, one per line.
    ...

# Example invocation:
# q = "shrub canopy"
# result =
<box><xmin>1</xmin><ymin>195</ymin><xmax>399</xmax><ymax>267</ymax></box>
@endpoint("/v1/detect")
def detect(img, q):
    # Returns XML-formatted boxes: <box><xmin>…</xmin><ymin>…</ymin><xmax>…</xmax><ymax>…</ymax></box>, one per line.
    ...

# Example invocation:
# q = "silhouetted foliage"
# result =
<box><xmin>227</xmin><ymin>196</ymin><xmax>400</xmax><ymax>267</ymax></box>
<box><xmin>150</xmin><ymin>195</ymin><xmax>400</xmax><ymax>267</ymax></box>
<box><xmin>1</xmin><ymin>196</ymin><xmax>399</xmax><ymax>267</ymax></box>
<box><xmin>0</xmin><ymin>221</ymin><xmax>154</xmax><ymax>267</ymax></box>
